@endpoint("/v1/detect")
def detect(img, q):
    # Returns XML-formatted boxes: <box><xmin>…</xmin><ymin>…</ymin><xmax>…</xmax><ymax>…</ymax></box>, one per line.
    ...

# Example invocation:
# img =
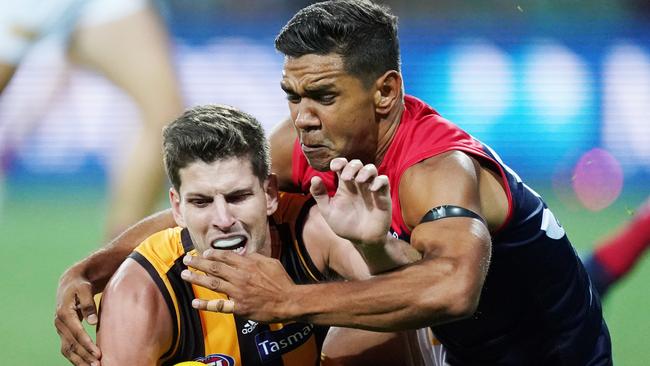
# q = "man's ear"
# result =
<box><xmin>169</xmin><ymin>188</ymin><xmax>186</xmax><ymax>227</ymax></box>
<box><xmin>265</xmin><ymin>174</ymin><xmax>279</xmax><ymax>216</ymax></box>
<box><xmin>373</xmin><ymin>70</ymin><xmax>402</xmax><ymax>115</ymax></box>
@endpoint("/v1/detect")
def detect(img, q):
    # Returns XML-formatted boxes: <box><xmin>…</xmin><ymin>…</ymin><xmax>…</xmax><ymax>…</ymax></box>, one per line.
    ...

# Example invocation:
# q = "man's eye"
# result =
<box><xmin>318</xmin><ymin>95</ymin><xmax>335</xmax><ymax>105</ymax></box>
<box><xmin>227</xmin><ymin>194</ymin><xmax>251</xmax><ymax>204</ymax></box>
<box><xmin>286</xmin><ymin>94</ymin><xmax>301</xmax><ymax>103</ymax></box>
<box><xmin>190</xmin><ymin>199</ymin><xmax>210</xmax><ymax>207</ymax></box>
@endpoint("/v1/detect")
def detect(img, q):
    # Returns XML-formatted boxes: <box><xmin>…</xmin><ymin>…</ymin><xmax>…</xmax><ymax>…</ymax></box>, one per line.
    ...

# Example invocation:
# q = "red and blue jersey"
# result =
<box><xmin>292</xmin><ymin>95</ymin><xmax>612</xmax><ymax>365</ymax></box>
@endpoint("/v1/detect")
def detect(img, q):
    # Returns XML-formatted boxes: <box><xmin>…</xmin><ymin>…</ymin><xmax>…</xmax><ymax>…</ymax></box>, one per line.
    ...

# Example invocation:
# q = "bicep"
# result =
<box><xmin>269</xmin><ymin>117</ymin><xmax>299</xmax><ymax>191</ymax></box>
<box><xmin>97</xmin><ymin>258</ymin><xmax>172</xmax><ymax>365</ymax></box>
<box><xmin>400</xmin><ymin>151</ymin><xmax>484</xmax><ymax>229</ymax></box>
<box><xmin>400</xmin><ymin>152</ymin><xmax>491</xmax><ymax>301</ymax></box>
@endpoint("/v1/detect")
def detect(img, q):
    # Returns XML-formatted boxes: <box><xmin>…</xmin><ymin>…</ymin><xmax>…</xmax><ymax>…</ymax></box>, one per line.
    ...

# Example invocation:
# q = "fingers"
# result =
<box><xmin>310</xmin><ymin>176</ymin><xmax>331</xmax><ymax>213</ymax></box>
<box><xmin>180</xmin><ymin>267</ymin><xmax>237</xmax><ymax>296</ymax></box>
<box><xmin>369</xmin><ymin>175</ymin><xmax>391</xmax><ymax>211</ymax></box>
<box><xmin>331</xmin><ymin>158</ymin><xmax>389</xmax><ymax>206</ymax></box>
<box><xmin>75</xmin><ymin>288</ymin><xmax>99</xmax><ymax>325</ymax></box>
<box><xmin>309</xmin><ymin>175</ymin><xmax>328</xmax><ymax>199</ymax></box>
<box><xmin>55</xmin><ymin>284</ymin><xmax>101</xmax><ymax>364</ymax></box>
<box><xmin>55</xmin><ymin>315</ymin><xmax>100</xmax><ymax>365</ymax></box>
<box><xmin>192</xmin><ymin>298</ymin><xmax>235</xmax><ymax>313</ymax></box>
<box><xmin>183</xmin><ymin>253</ymin><xmax>240</xmax><ymax>278</ymax></box>
<box><xmin>330</xmin><ymin>158</ymin><xmax>385</xmax><ymax>187</ymax></box>
<box><xmin>329</xmin><ymin>157</ymin><xmax>348</xmax><ymax>172</ymax></box>
<box><xmin>181</xmin><ymin>253</ymin><xmax>243</xmax><ymax>295</ymax></box>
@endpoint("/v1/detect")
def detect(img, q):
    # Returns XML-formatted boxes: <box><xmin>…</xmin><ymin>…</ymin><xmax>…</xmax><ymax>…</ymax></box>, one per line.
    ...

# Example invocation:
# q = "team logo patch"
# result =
<box><xmin>193</xmin><ymin>353</ymin><xmax>235</xmax><ymax>366</ymax></box>
<box><xmin>242</xmin><ymin>320</ymin><xmax>258</xmax><ymax>334</ymax></box>
<box><xmin>255</xmin><ymin>323</ymin><xmax>314</xmax><ymax>362</ymax></box>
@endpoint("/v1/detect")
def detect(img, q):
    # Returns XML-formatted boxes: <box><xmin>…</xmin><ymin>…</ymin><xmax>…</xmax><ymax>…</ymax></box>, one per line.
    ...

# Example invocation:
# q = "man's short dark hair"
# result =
<box><xmin>163</xmin><ymin>104</ymin><xmax>270</xmax><ymax>191</ymax></box>
<box><xmin>275</xmin><ymin>0</ymin><xmax>400</xmax><ymax>87</ymax></box>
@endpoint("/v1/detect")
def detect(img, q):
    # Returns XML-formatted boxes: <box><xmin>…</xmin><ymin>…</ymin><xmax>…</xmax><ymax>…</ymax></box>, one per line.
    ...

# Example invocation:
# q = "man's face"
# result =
<box><xmin>170</xmin><ymin>157</ymin><xmax>278</xmax><ymax>257</ymax></box>
<box><xmin>281</xmin><ymin>53</ymin><xmax>379</xmax><ymax>171</ymax></box>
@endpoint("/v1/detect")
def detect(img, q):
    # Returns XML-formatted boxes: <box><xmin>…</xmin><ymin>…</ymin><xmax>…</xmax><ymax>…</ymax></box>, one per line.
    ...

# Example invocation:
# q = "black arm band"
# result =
<box><xmin>420</xmin><ymin>205</ymin><xmax>486</xmax><ymax>225</ymax></box>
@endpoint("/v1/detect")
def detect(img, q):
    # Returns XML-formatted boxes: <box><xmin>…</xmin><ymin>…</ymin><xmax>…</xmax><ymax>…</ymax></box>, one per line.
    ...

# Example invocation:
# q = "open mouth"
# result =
<box><xmin>211</xmin><ymin>235</ymin><xmax>247</xmax><ymax>255</ymax></box>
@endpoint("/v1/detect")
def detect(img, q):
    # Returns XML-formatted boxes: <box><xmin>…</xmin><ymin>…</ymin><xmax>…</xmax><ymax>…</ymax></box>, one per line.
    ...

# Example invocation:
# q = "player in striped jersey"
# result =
<box><xmin>95</xmin><ymin>104</ymin><xmax>423</xmax><ymax>365</ymax></box>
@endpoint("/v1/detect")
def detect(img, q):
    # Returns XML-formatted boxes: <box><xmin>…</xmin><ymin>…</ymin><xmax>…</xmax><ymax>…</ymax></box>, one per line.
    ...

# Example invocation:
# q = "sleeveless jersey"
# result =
<box><xmin>129</xmin><ymin>193</ymin><xmax>329</xmax><ymax>366</ymax></box>
<box><xmin>292</xmin><ymin>95</ymin><xmax>612</xmax><ymax>365</ymax></box>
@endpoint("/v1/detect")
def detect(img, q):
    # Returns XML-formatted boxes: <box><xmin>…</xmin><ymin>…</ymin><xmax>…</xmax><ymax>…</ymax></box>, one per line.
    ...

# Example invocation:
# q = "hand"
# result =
<box><xmin>54</xmin><ymin>266</ymin><xmax>101</xmax><ymax>365</ymax></box>
<box><xmin>181</xmin><ymin>250</ymin><xmax>298</xmax><ymax>323</ymax></box>
<box><xmin>310</xmin><ymin>157</ymin><xmax>392</xmax><ymax>245</ymax></box>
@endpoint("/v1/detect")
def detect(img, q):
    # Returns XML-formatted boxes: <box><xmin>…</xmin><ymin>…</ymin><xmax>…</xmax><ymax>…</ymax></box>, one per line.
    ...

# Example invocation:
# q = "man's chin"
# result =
<box><xmin>306</xmin><ymin>156</ymin><xmax>331</xmax><ymax>172</ymax></box>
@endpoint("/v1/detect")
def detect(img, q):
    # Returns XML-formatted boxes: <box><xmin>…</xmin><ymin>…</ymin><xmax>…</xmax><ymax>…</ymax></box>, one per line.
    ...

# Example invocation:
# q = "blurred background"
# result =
<box><xmin>0</xmin><ymin>0</ymin><xmax>648</xmax><ymax>364</ymax></box>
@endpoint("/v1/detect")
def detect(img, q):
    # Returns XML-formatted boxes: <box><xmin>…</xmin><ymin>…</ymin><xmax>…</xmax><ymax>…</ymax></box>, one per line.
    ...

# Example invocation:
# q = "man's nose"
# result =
<box><xmin>294</xmin><ymin>101</ymin><xmax>320</xmax><ymax>130</ymax></box>
<box><xmin>210</xmin><ymin>200</ymin><xmax>236</xmax><ymax>230</ymax></box>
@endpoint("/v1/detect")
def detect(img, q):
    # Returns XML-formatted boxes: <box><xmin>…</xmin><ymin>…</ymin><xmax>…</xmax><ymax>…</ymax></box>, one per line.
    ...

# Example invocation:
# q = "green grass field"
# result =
<box><xmin>0</xmin><ymin>182</ymin><xmax>647</xmax><ymax>365</ymax></box>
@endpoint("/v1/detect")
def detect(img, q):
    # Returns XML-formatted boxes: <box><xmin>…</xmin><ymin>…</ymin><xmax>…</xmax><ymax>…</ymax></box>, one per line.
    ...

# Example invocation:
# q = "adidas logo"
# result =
<box><xmin>242</xmin><ymin>320</ymin><xmax>258</xmax><ymax>334</ymax></box>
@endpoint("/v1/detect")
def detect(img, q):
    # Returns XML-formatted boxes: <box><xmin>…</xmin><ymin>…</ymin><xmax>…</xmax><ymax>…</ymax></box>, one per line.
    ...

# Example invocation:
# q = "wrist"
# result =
<box><xmin>280</xmin><ymin>284</ymin><xmax>314</xmax><ymax>323</ymax></box>
<box><xmin>77</xmin><ymin>249</ymin><xmax>118</xmax><ymax>292</ymax></box>
<box><xmin>351</xmin><ymin>232</ymin><xmax>389</xmax><ymax>248</ymax></box>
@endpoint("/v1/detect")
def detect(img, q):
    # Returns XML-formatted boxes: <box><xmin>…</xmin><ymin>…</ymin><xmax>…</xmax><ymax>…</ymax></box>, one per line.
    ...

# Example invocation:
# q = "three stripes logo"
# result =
<box><xmin>242</xmin><ymin>320</ymin><xmax>258</xmax><ymax>335</ymax></box>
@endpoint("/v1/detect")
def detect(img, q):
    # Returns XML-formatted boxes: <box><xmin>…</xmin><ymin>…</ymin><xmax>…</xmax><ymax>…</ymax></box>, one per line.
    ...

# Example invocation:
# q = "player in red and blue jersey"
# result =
<box><xmin>55</xmin><ymin>1</ymin><xmax>612</xmax><ymax>365</ymax></box>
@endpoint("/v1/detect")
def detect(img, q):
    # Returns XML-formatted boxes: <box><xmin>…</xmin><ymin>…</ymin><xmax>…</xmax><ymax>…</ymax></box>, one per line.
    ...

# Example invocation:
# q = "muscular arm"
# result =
<box><xmin>65</xmin><ymin>209</ymin><xmax>176</xmax><ymax>292</ymax></box>
<box><xmin>97</xmin><ymin>258</ymin><xmax>172</xmax><ymax>365</ymax></box>
<box><xmin>283</xmin><ymin>152</ymin><xmax>492</xmax><ymax>330</ymax></box>
<box><xmin>269</xmin><ymin>117</ymin><xmax>299</xmax><ymax>192</ymax></box>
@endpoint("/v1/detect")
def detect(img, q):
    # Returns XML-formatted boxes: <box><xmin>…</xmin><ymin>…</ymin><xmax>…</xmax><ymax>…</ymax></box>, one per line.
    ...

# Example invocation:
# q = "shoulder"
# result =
<box><xmin>98</xmin><ymin>258</ymin><xmax>173</xmax><ymax>364</ymax></box>
<box><xmin>134</xmin><ymin>227</ymin><xmax>185</xmax><ymax>268</ymax></box>
<box><xmin>399</xmin><ymin>151</ymin><xmax>483</xmax><ymax>228</ymax></box>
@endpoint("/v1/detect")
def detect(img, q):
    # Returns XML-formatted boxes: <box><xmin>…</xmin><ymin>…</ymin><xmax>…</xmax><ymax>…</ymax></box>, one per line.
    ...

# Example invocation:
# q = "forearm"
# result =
<box><xmin>74</xmin><ymin>209</ymin><xmax>176</xmax><ymax>291</ymax></box>
<box><xmin>354</xmin><ymin>236</ymin><xmax>422</xmax><ymax>275</ymax></box>
<box><xmin>286</xmin><ymin>258</ymin><xmax>470</xmax><ymax>331</ymax></box>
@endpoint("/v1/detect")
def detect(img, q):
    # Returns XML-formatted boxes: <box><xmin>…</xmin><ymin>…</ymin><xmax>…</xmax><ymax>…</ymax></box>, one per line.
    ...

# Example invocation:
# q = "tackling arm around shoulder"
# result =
<box><xmin>55</xmin><ymin>209</ymin><xmax>176</xmax><ymax>365</ymax></box>
<box><xmin>186</xmin><ymin>152</ymin><xmax>491</xmax><ymax>331</ymax></box>
<box><xmin>290</xmin><ymin>218</ymin><xmax>490</xmax><ymax>331</ymax></box>
<box><xmin>290</xmin><ymin>152</ymin><xmax>492</xmax><ymax>330</ymax></box>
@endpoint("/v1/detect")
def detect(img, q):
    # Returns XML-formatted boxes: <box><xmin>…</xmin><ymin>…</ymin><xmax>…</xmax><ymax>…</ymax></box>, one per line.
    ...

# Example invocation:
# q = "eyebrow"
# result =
<box><xmin>280</xmin><ymin>82</ymin><xmax>336</xmax><ymax>96</ymax></box>
<box><xmin>280</xmin><ymin>83</ymin><xmax>294</xmax><ymax>94</ymax></box>
<box><xmin>305</xmin><ymin>84</ymin><xmax>336</xmax><ymax>94</ymax></box>
<box><xmin>183</xmin><ymin>185</ymin><xmax>253</xmax><ymax>198</ymax></box>
<box><xmin>225</xmin><ymin>188</ymin><xmax>254</xmax><ymax>196</ymax></box>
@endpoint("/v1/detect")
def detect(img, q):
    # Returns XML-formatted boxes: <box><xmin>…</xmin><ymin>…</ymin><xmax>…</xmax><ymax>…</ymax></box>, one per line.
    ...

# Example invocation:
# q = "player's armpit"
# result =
<box><xmin>97</xmin><ymin>258</ymin><xmax>172</xmax><ymax>366</ymax></box>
